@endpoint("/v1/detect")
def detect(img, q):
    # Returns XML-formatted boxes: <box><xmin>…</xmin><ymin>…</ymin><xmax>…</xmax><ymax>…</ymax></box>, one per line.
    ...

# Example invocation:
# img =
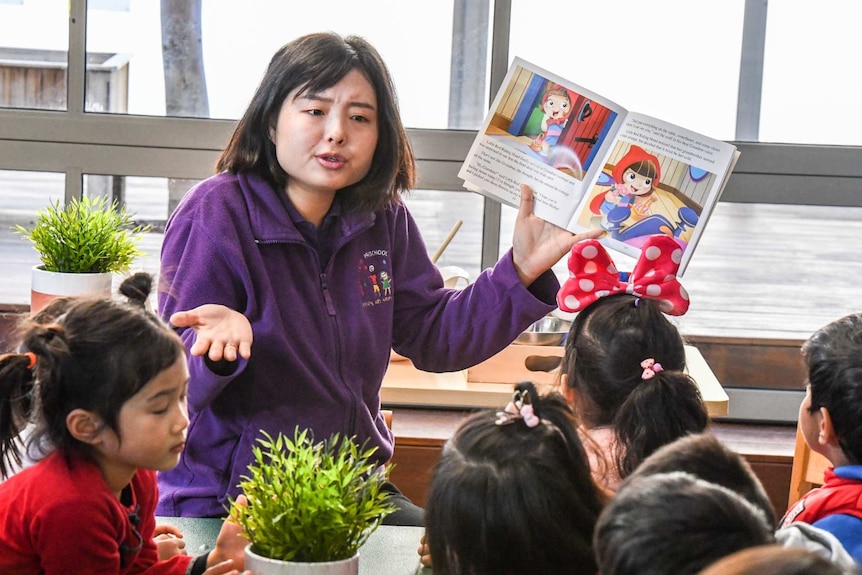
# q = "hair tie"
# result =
<box><xmin>557</xmin><ymin>235</ymin><xmax>690</xmax><ymax>315</ymax></box>
<box><xmin>23</xmin><ymin>351</ymin><xmax>37</xmax><ymax>370</ymax></box>
<box><xmin>495</xmin><ymin>389</ymin><xmax>542</xmax><ymax>428</ymax></box>
<box><xmin>640</xmin><ymin>358</ymin><xmax>663</xmax><ymax>380</ymax></box>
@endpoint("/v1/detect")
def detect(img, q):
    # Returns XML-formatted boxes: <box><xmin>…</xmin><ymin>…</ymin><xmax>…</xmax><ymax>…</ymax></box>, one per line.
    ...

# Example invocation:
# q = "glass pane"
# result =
<box><xmin>760</xmin><ymin>2</ymin><xmax>862</xmax><ymax>145</ymax></box>
<box><xmin>0</xmin><ymin>1</ymin><xmax>69</xmax><ymax>111</ymax></box>
<box><xmin>401</xmin><ymin>189</ymin><xmax>484</xmax><ymax>280</ymax></box>
<box><xmin>0</xmin><ymin>170</ymin><xmax>65</xmax><ymax>305</ymax></box>
<box><xmin>501</xmin><ymin>201</ymin><xmax>862</xmax><ymax>340</ymax></box>
<box><xmin>86</xmin><ymin>0</ymin><xmax>464</xmax><ymax>129</ymax></box>
<box><xmin>509</xmin><ymin>0</ymin><xmax>744</xmax><ymax>142</ymax></box>
<box><xmin>82</xmin><ymin>174</ymin><xmax>177</xmax><ymax>299</ymax></box>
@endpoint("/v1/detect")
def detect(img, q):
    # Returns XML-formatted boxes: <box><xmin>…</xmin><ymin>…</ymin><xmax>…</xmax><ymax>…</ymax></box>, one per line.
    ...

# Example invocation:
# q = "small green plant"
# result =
<box><xmin>15</xmin><ymin>195</ymin><xmax>149</xmax><ymax>273</ymax></box>
<box><xmin>231</xmin><ymin>428</ymin><xmax>395</xmax><ymax>563</ymax></box>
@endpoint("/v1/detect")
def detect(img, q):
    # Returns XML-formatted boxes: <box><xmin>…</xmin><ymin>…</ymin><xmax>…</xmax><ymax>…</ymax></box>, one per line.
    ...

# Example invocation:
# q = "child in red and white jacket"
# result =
<box><xmin>780</xmin><ymin>312</ymin><xmax>862</xmax><ymax>564</ymax></box>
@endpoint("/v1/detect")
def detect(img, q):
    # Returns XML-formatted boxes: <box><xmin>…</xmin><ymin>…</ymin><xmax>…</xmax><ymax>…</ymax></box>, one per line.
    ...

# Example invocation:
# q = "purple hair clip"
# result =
<box><xmin>495</xmin><ymin>389</ymin><xmax>541</xmax><ymax>428</ymax></box>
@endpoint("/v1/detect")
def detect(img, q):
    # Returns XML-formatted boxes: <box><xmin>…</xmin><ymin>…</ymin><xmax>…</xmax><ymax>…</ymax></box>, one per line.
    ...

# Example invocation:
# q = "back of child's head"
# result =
<box><xmin>696</xmin><ymin>544</ymin><xmax>854</xmax><ymax>575</ymax></box>
<box><xmin>0</xmin><ymin>273</ymin><xmax>183</xmax><ymax>475</ymax></box>
<box><xmin>563</xmin><ymin>293</ymin><xmax>709</xmax><ymax>477</ymax></box>
<box><xmin>424</xmin><ymin>382</ymin><xmax>606</xmax><ymax>575</ymax></box>
<box><xmin>628</xmin><ymin>432</ymin><xmax>777</xmax><ymax>527</ymax></box>
<box><xmin>802</xmin><ymin>312</ymin><xmax>862</xmax><ymax>463</ymax></box>
<box><xmin>594</xmin><ymin>471</ymin><xmax>775</xmax><ymax>575</ymax></box>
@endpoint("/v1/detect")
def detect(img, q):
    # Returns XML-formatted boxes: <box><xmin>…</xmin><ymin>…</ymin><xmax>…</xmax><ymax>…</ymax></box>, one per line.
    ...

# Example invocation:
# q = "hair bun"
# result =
<box><xmin>119</xmin><ymin>272</ymin><xmax>153</xmax><ymax>307</ymax></box>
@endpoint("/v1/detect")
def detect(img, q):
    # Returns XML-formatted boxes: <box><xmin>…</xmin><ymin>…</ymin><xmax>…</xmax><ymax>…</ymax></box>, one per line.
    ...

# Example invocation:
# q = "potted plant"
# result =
<box><xmin>15</xmin><ymin>195</ymin><xmax>149</xmax><ymax>312</ymax></box>
<box><xmin>231</xmin><ymin>428</ymin><xmax>395</xmax><ymax>575</ymax></box>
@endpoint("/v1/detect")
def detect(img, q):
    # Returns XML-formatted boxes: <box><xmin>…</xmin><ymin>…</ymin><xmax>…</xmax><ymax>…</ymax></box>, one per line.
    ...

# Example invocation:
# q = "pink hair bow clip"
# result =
<box><xmin>640</xmin><ymin>358</ymin><xmax>664</xmax><ymax>380</ymax></box>
<box><xmin>557</xmin><ymin>235</ymin><xmax>690</xmax><ymax>316</ymax></box>
<box><xmin>495</xmin><ymin>389</ymin><xmax>541</xmax><ymax>428</ymax></box>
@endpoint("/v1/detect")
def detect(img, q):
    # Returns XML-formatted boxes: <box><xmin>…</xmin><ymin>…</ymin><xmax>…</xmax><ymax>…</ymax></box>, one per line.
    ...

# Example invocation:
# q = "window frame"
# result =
<box><xmin>0</xmin><ymin>0</ymin><xmax>859</xmax><ymax>424</ymax></box>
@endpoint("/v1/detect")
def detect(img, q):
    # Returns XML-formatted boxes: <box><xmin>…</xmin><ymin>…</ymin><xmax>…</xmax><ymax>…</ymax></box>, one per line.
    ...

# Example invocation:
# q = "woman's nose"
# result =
<box><xmin>326</xmin><ymin>117</ymin><xmax>346</xmax><ymax>144</ymax></box>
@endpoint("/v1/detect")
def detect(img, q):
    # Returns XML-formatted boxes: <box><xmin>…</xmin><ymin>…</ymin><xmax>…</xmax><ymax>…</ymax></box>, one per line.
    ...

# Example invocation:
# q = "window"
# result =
<box><xmin>1</xmin><ymin>0</ymin><xmax>861</xmax><ymax>422</ymax></box>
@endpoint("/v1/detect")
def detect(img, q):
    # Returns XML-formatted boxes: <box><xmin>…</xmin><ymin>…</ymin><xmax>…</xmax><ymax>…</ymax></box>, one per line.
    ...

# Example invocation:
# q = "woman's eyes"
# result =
<box><xmin>304</xmin><ymin>109</ymin><xmax>371</xmax><ymax>123</ymax></box>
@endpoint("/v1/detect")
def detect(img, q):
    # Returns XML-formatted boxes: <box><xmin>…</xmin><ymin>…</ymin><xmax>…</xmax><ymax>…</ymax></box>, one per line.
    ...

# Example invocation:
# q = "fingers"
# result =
<box><xmin>154</xmin><ymin>524</ymin><xmax>183</xmax><ymax>538</ymax></box>
<box><xmin>222</xmin><ymin>342</ymin><xmax>238</xmax><ymax>362</ymax></box>
<box><xmin>169</xmin><ymin>310</ymin><xmax>196</xmax><ymax>328</ymax></box>
<box><xmin>202</xmin><ymin>559</ymin><xmax>240</xmax><ymax>575</ymax></box>
<box><xmin>576</xmin><ymin>227</ymin><xmax>605</xmax><ymax>241</ymax></box>
<box><xmin>518</xmin><ymin>184</ymin><xmax>535</xmax><ymax>215</ymax></box>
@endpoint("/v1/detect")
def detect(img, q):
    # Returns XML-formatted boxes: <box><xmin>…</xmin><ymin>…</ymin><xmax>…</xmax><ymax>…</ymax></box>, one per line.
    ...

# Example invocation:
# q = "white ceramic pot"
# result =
<box><xmin>30</xmin><ymin>265</ymin><xmax>112</xmax><ymax>314</ymax></box>
<box><xmin>244</xmin><ymin>546</ymin><xmax>359</xmax><ymax>575</ymax></box>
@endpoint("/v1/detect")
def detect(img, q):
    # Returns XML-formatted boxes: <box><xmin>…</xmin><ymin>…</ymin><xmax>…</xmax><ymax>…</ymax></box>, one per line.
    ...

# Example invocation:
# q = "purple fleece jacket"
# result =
<box><xmin>156</xmin><ymin>172</ymin><xmax>559</xmax><ymax>517</ymax></box>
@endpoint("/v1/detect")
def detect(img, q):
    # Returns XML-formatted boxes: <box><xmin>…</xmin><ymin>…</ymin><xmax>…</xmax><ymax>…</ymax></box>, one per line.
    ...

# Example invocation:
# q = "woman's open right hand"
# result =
<box><xmin>170</xmin><ymin>304</ymin><xmax>253</xmax><ymax>362</ymax></box>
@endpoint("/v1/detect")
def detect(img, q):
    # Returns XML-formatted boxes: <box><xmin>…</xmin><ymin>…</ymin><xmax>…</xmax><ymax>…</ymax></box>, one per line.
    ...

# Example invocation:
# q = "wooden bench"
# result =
<box><xmin>388</xmin><ymin>407</ymin><xmax>797</xmax><ymax>520</ymax></box>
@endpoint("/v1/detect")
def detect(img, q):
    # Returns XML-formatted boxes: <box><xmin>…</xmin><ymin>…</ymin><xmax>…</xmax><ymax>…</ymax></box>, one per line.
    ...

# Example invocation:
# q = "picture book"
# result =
<box><xmin>458</xmin><ymin>57</ymin><xmax>740</xmax><ymax>276</ymax></box>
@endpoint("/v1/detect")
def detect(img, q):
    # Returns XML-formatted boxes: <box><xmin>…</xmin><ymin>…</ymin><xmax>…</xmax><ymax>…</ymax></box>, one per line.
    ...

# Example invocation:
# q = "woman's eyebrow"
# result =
<box><xmin>302</xmin><ymin>92</ymin><xmax>376</xmax><ymax>111</ymax></box>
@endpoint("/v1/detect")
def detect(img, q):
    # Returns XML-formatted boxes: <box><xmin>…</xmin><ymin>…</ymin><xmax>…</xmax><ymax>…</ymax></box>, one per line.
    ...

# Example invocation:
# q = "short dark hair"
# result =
<box><xmin>696</xmin><ymin>544</ymin><xmax>852</xmax><ymax>575</ymax></box>
<box><xmin>216</xmin><ymin>31</ymin><xmax>415</xmax><ymax>213</ymax></box>
<box><xmin>563</xmin><ymin>293</ymin><xmax>708</xmax><ymax>477</ymax></box>
<box><xmin>627</xmin><ymin>432</ymin><xmax>777</xmax><ymax>527</ymax></box>
<box><xmin>425</xmin><ymin>384</ymin><xmax>606</xmax><ymax>575</ymax></box>
<box><xmin>802</xmin><ymin>312</ymin><xmax>862</xmax><ymax>464</ymax></box>
<box><xmin>594</xmin><ymin>472</ymin><xmax>775</xmax><ymax>575</ymax></box>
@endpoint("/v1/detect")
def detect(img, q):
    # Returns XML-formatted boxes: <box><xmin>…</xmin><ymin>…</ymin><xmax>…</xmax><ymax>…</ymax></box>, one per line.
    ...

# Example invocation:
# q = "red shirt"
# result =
<box><xmin>781</xmin><ymin>465</ymin><xmax>862</xmax><ymax>527</ymax></box>
<box><xmin>0</xmin><ymin>451</ymin><xmax>192</xmax><ymax>574</ymax></box>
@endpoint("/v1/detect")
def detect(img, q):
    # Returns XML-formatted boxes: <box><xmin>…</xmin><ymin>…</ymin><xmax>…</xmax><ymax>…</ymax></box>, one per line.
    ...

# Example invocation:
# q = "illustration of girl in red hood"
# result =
<box><xmin>597</xmin><ymin>144</ymin><xmax>661</xmax><ymax>228</ymax></box>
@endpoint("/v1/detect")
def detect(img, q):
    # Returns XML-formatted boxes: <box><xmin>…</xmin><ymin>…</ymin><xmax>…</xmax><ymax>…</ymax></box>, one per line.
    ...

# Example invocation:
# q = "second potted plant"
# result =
<box><xmin>231</xmin><ymin>428</ymin><xmax>395</xmax><ymax>575</ymax></box>
<box><xmin>15</xmin><ymin>195</ymin><xmax>148</xmax><ymax>312</ymax></box>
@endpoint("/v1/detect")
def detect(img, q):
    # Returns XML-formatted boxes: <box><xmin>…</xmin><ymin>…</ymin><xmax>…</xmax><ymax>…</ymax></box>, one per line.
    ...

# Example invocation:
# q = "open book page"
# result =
<box><xmin>570</xmin><ymin>112</ymin><xmax>739</xmax><ymax>275</ymax></box>
<box><xmin>459</xmin><ymin>57</ymin><xmax>739</xmax><ymax>277</ymax></box>
<box><xmin>458</xmin><ymin>57</ymin><xmax>627</xmax><ymax>230</ymax></box>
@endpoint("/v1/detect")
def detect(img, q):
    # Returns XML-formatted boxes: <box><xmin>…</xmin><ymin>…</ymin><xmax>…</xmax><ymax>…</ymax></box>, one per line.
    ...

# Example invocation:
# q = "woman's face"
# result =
<box><xmin>270</xmin><ymin>69</ymin><xmax>379</xmax><ymax>199</ymax></box>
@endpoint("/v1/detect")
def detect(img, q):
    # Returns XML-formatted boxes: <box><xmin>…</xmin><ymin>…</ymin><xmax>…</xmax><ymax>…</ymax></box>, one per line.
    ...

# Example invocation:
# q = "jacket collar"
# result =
<box><xmin>238</xmin><ymin>172</ymin><xmax>375</xmax><ymax>243</ymax></box>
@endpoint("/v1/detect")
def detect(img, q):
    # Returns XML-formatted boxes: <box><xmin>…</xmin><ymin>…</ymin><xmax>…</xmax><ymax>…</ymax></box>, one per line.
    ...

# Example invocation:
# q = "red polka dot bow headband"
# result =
<box><xmin>557</xmin><ymin>235</ymin><xmax>690</xmax><ymax>316</ymax></box>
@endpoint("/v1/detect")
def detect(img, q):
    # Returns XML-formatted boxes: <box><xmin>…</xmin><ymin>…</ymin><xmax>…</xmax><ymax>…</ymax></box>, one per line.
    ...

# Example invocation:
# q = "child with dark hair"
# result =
<box><xmin>696</xmin><ymin>545</ymin><xmax>858</xmax><ymax>575</ymax></box>
<box><xmin>781</xmin><ymin>312</ymin><xmax>862</xmax><ymax>563</ymax></box>
<box><xmin>423</xmin><ymin>382</ymin><xmax>606</xmax><ymax>575</ymax></box>
<box><xmin>557</xmin><ymin>235</ymin><xmax>709</xmax><ymax>491</ymax></box>
<box><xmin>631</xmin><ymin>432</ymin><xmax>777</xmax><ymax>525</ymax></box>
<box><xmin>630</xmin><ymin>432</ymin><xmax>857</xmax><ymax>568</ymax></box>
<box><xmin>594</xmin><ymin>471</ymin><xmax>775</xmax><ymax>575</ymax></box>
<box><xmin>0</xmin><ymin>274</ymin><xmax>250</xmax><ymax>575</ymax></box>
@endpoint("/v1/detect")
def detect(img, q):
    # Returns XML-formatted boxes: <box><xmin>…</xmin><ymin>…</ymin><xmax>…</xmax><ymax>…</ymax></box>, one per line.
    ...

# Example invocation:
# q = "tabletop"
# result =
<box><xmin>155</xmin><ymin>517</ymin><xmax>432</xmax><ymax>575</ymax></box>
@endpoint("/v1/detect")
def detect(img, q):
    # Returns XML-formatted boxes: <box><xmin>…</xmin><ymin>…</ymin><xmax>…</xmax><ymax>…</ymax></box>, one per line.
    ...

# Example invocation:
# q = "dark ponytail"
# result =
<box><xmin>563</xmin><ymin>294</ymin><xmax>709</xmax><ymax>479</ymax></box>
<box><xmin>425</xmin><ymin>382</ymin><xmax>606</xmax><ymax>575</ymax></box>
<box><xmin>0</xmin><ymin>353</ymin><xmax>38</xmax><ymax>478</ymax></box>
<box><xmin>613</xmin><ymin>369</ymin><xmax>707</xmax><ymax>477</ymax></box>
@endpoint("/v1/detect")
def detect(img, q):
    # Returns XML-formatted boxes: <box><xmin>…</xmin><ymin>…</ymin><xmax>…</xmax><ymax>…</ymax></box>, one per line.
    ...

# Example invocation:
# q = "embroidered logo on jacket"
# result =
<box><xmin>357</xmin><ymin>251</ymin><xmax>393</xmax><ymax>307</ymax></box>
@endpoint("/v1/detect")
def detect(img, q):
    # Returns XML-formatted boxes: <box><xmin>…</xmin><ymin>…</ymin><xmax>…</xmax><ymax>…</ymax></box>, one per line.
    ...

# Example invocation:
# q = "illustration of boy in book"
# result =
<box><xmin>528</xmin><ymin>84</ymin><xmax>574</xmax><ymax>155</ymax></box>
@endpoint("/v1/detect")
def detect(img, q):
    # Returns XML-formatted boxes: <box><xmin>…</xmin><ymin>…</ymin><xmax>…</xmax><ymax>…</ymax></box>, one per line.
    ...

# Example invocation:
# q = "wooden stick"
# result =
<box><xmin>431</xmin><ymin>219</ymin><xmax>463</xmax><ymax>264</ymax></box>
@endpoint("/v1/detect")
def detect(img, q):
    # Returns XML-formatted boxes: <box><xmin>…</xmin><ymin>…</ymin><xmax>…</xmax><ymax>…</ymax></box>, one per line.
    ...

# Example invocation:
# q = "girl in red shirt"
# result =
<box><xmin>0</xmin><ymin>274</ymin><xmax>250</xmax><ymax>575</ymax></box>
